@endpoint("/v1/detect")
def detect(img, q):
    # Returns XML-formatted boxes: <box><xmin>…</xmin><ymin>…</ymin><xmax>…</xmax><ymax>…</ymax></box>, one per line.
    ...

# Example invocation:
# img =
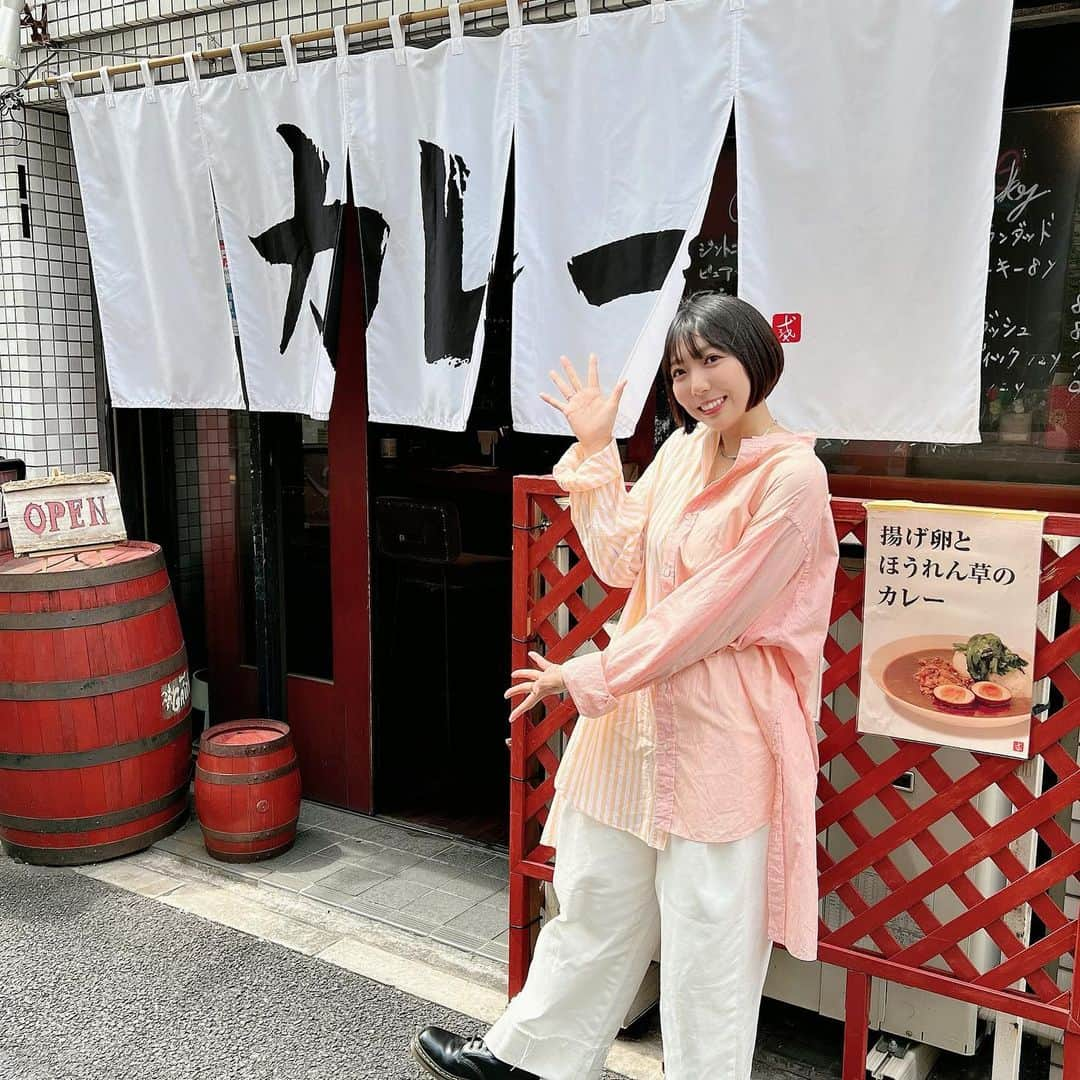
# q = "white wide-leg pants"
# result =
<box><xmin>485</xmin><ymin>804</ymin><xmax>773</xmax><ymax>1080</ymax></box>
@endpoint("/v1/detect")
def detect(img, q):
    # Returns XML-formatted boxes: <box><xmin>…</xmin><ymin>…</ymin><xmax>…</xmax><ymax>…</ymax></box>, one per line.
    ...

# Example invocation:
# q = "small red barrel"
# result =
<box><xmin>194</xmin><ymin>720</ymin><xmax>301</xmax><ymax>862</ymax></box>
<box><xmin>0</xmin><ymin>541</ymin><xmax>191</xmax><ymax>865</ymax></box>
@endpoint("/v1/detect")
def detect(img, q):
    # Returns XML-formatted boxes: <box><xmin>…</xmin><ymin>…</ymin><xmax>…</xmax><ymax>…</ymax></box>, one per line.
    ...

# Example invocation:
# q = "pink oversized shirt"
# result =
<box><xmin>543</xmin><ymin>424</ymin><xmax>839</xmax><ymax>962</ymax></box>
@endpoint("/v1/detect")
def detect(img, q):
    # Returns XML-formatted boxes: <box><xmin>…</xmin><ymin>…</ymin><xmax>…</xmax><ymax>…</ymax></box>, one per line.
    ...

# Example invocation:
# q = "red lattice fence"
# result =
<box><xmin>509</xmin><ymin>478</ymin><xmax>1080</xmax><ymax>1077</ymax></box>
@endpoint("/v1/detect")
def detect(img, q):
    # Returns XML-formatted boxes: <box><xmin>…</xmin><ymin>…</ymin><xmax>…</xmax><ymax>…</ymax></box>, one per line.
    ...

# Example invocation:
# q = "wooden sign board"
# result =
<box><xmin>1</xmin><ymin>472</ymin><xmax>127</xmax><ymax>557</ymax></box>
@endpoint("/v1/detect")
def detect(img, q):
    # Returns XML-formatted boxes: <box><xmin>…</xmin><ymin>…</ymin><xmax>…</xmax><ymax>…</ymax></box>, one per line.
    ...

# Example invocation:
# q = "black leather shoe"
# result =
<box><xmin>411</xmin><ymin>1026</ymin><xmax>540</xmax><ymax>1079</ymax></box>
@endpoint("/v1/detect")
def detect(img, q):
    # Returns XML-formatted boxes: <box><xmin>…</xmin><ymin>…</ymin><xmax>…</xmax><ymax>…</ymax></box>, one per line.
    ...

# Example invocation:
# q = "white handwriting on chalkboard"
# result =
<box><xmin>1010</xmin><ymin>224</ymin><xmax>1034</xmax><ymax>246</ymax></box>
<box><xmin>995</xmin><ymin>157</ymin><xmax>1052</xmax><ymax>223</ymax></box>
<box><xmin>984</xmin><ymin>310</ymin><xmax>1030</xmax><ymax>340</ymax></box>
<box><xmin>1030</xmin><ymin>354</ymin><xmax>1062</xmax><ymax>373</ymax></box>
<box><xmin>993</xmin><ymin>256</ymin><xmax>1057</xmax><ymax>280</ymax></box>
<box><xmin>982</xmin><ymin>346</ymin><xmax>1022</xmax><ymax>369</ymax></box>
<box><xmin>992</xmin><ymin>214</ymin><xmax>1054</xmax><ymax>249</ymax></box>
<box><xmin>696</xmin><ymin>237</ymin><xmax>737</xmax><ymax>259</ymax></box>
<box><xmin>690</xmin><ymin>236</ymin><xmax>737</xmax><ymax>289</ymax></box>
<box><xmin>702</xmin><ymin>264</ymin><xmax>734</xmax><ymax>282</ymax></box>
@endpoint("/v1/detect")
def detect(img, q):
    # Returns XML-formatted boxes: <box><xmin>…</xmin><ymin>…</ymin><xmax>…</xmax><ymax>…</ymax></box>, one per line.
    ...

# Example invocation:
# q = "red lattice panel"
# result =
<box><xmin>509</xmin><ymin>479</ymin><xmax>1080</xmax><ymax>1077</ymax></box>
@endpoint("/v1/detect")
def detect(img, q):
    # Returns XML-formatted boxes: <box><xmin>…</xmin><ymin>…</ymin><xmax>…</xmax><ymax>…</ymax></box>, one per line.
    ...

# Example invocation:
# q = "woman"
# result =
<box><xmin>413</xmin><ymin>293</ymin><xmax>839</xmax><ymax>1080</ymax></box>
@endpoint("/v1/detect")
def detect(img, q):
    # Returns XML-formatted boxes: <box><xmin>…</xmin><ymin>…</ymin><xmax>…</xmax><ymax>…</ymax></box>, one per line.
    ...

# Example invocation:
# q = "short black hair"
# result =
<box><xmin>660</xmin><ymin>292</ymin><xmax>785</xmax><ymax>433</ymax></box>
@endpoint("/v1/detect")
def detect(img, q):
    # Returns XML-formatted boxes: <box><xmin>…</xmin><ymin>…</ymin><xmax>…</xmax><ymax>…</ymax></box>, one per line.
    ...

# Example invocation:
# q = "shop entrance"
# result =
<box><xmin>364</xmin><ymin>179</ymin><xmax>519</xmax><ymax>844</ymax></box>
<box><xmin>366</xmin><ymin>424</ymin><xmax>514</xmax><ymax>846</ymax></box>
<box><xmin>196</xmin><ymin>197</ymin><xmax>520</xmax><ymax>841</ymax></box>
<box><xmin>195</xmin><ymin>204</ymin><xmax>374</xmax><ymax>813</ymax></box>
<box><xmin>362</xmin><ymin>364</ymin><xmax>656</xmax><ymax>847</ymax></box>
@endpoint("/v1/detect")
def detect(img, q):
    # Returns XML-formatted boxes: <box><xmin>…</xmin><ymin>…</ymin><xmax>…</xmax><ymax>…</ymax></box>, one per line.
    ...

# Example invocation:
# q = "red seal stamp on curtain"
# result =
<box><xmin>772</xmin><ymin>313</ymin><xmax>802</xmax><ymax>343</ymax></box>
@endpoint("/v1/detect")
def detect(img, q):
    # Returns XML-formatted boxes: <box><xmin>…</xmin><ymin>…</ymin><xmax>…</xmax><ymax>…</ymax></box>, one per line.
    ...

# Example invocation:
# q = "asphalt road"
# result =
<box><xmin>0</xmin><ymin>855</ymin><xmax>626</xmax><ymax>1080</ymax></box>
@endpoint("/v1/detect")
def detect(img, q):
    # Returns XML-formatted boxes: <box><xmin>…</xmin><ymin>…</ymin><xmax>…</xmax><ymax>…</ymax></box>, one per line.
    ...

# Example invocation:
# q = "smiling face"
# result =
<box><xmin>668</xmin><ymin>336</ymin><xmax>753</xmax><ymax>433</ymax></box>
<box><xmin>660</xmin><ymin>292</ymin><xmax>785</xmax><ymax>434</ymax></box>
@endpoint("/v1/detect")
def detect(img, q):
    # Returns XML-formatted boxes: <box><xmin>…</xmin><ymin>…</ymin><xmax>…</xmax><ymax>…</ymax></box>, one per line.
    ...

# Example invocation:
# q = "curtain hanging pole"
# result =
<box><xmin>23</xmin><ymin>0</ymin><xmax>530</xmax><ymax>91</ymax></box>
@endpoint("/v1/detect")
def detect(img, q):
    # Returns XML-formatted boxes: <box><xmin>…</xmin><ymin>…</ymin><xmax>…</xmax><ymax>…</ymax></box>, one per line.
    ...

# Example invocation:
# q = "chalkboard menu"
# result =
<box><xmin>982</xmin><ymin>106</ymin><xmax>1080</xmax><ymax>445</ymax></box>
<box><xmin>684</xmin><ymin>145</ymin><xmax>738</xmax><ymax>296</ymax></box>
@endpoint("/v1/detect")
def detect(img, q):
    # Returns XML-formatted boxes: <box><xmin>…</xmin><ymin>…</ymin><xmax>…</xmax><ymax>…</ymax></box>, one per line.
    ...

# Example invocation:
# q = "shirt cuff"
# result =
<box><xmin>552</xmin><ymin>440</ymin><xmax>623</xmax><ymax>492</ymax></box>
<box><xmin>561</xmin><ymin>651</ymin><xmax>619</xmax><ymax>717</ymax></box>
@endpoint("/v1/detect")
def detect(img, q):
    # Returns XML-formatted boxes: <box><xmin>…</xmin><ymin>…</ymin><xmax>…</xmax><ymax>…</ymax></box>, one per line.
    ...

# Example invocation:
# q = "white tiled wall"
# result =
<box><xmin>0</xmin><ymin>104</ymin><xmax>99</xmax><ymax>478</ymax></box>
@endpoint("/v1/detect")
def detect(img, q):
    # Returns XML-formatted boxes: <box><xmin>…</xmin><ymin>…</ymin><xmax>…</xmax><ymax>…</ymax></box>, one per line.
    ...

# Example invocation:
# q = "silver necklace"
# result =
<box><xmin>717</xmin><ymin>421</ymin><xmax>781</xmax><ymax>460</ymax></box>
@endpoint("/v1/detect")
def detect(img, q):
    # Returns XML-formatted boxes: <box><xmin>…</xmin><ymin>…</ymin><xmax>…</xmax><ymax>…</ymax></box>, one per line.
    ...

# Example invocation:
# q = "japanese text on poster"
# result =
<box><xmin>857</xmin><ymin>501</ymin><xmax>1045</xmax><ymax>759</ymax></box>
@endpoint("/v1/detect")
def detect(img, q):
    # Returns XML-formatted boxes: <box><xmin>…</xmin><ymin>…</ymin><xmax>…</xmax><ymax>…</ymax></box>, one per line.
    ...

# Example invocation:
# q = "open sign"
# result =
<box><xmin>1</xmin><ymin>472</ymin><xmax>127</xmax><ymax>557</ymax></box>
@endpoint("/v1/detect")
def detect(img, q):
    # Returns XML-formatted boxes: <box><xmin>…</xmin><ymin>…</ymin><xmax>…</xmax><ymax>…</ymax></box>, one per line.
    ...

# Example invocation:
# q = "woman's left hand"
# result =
<box><xmin>505</xmin><ymin>651</ymin><xmax>567</xmax><ymax>723</ymax></box>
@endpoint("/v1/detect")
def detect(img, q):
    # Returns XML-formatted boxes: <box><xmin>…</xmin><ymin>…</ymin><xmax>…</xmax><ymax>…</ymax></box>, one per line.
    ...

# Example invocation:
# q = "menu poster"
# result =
<box><xmin>858</xmin><ymin>502</ymin><xmax>1045</xmax><ymax>759</ymax></box>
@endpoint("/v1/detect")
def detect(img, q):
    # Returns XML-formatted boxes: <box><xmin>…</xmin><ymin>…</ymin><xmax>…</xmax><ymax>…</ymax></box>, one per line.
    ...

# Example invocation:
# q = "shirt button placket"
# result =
<box><xmin>660</xmin><ymin>538</ymin><xmax>675</xmax><ymax>583</ymax></box>
<box><xmin>662</xmin><ymin>512</ymin><xmax>696</xmax><ymax>583</ymax></box>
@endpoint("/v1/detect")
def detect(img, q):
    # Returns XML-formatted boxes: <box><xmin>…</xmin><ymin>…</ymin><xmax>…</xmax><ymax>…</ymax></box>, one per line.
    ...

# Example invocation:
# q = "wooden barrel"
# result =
<box><xmin>194</xmin><ymin>720</ymin><xmax>301</xmax><ymax>862</ymax></box>
<box><xmin>0</xmin><ymin>542</ymin><xmax>191</xmax><ymax>865</ymax></box>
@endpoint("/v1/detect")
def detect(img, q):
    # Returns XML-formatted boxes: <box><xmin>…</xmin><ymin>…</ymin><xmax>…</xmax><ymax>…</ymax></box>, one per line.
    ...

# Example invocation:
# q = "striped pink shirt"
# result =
<box><xmin>544</xmin><ymin>424</ymin><xmax>838</xmax><ymax>961</ymax></box>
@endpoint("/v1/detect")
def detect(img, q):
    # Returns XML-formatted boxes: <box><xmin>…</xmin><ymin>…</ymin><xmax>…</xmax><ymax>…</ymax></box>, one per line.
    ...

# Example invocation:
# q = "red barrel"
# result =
<box><xmin>194</xmin><ymin>720</ymin><xmax>301</xmax><ymax>862</ymax></box>
<box><xmin>0</xmin><ymin>541</ymin><xmax>191</xmax><ymax>865</ymax></box>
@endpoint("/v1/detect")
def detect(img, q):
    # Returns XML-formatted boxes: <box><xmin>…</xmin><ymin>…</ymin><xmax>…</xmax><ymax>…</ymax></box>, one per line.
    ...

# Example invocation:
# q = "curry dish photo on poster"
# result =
<box><xmin>857</xmin><ymin>502</ymin><xmax>1045</xmax><ymax>760</ymax></box>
